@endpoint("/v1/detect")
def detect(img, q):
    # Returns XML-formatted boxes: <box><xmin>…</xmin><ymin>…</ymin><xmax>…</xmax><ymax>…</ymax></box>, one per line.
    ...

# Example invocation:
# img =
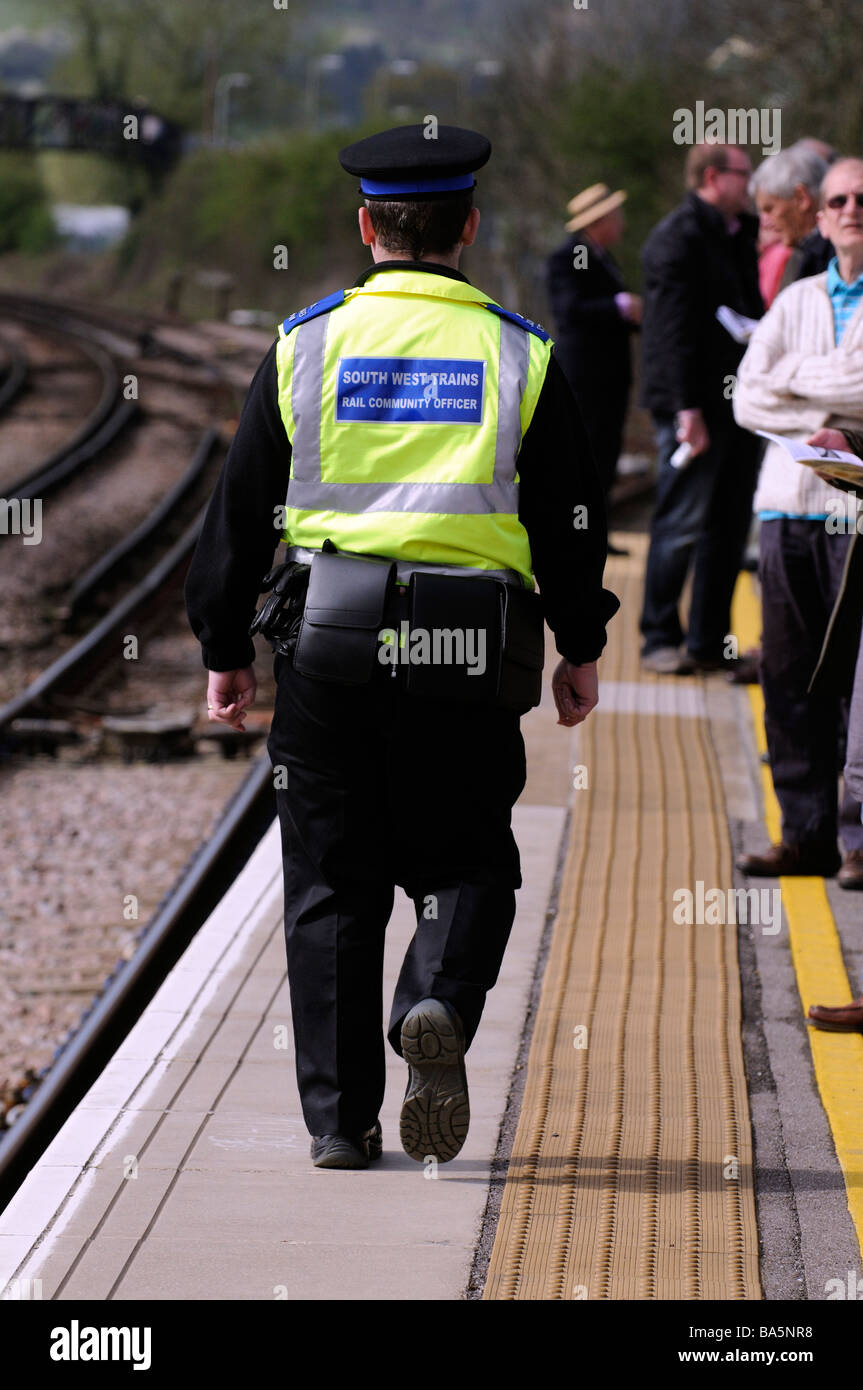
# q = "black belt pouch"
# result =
<box><xmin>404</xmin><ymin>572</ymin><xmax>502</xmax><ymax>702</ymax></box>
<box><xmin>293</xmin><ymin>548</ymin><xmax>394</xmax><ymax>683</ymax></box>
<box><xmin>497</xmin><ymin>584</ymin><xmax>545</xmax><ymax>710</ymax></box>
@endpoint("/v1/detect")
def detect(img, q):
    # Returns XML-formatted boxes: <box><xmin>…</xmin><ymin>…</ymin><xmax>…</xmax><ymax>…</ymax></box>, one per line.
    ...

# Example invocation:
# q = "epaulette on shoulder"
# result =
<box><xmin>483</xmin><ymin>301</ymin><xmax>551</xmax><ymax>343</ymax></box>
<box><xmin>280</xmin><ymin>289</ymin><xmax>346</xmax><ymax>336</ymax></box>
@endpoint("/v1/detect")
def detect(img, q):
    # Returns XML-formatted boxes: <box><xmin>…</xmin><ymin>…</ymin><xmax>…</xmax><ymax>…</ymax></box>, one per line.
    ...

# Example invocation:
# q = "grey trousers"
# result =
<box><xmin>845</xmin><ymin>634</ymin><xmax>863</xmax><ymax>806</ymax></box>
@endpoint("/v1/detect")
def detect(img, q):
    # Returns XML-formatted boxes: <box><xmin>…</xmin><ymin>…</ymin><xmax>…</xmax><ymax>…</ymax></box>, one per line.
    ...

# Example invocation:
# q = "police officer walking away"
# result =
<box><xmin>185</xmin><ymin>125</ymin><xmax>619</xmax><ymax>1170</ymax></box>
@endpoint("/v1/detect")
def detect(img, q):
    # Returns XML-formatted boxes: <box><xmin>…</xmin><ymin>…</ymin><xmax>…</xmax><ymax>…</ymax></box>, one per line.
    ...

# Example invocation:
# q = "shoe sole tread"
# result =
<box><xmin>400</xmin><ymin>1000</ymin><xmax>469</xmax><ymax>1163</ymax></box>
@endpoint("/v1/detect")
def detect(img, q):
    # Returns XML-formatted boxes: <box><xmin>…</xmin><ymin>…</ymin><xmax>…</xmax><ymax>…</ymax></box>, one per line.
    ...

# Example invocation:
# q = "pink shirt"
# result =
<box><xmin>759</xmin><ymin>241</ymin><xmax>792</xmax><ymax>308</ymax></box>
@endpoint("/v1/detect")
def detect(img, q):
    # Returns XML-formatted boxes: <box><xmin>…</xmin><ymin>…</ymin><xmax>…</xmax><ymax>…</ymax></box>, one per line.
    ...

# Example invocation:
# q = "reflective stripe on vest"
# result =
<box><xmin>288</xmin><ymin>309</ymin><xmax>530</xmax><ymax>515</ymax></box>
<box><xmin>275</xmin><ymin>270</ymin><xmax>553</xmax><ymax>583</ymax></box>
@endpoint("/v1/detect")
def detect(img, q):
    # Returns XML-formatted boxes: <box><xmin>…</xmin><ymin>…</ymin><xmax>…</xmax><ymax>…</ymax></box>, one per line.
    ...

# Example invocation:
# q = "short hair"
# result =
<box><xmin>685</xmin><ymin>144</ymin><xmax>736</xmax><ymax>190</ymax></box>
<box><xmin>364</xmin><ymin>193</ymin><xmax>474</xmax><ymax>260</ymax></box>
<box><xmin>820</xmin><ymin>156</ymin><xmax>863</xmax><ymax>206</ymax></box>
<box><xmin>793</xmin><ymin>137</ymin><xmax>839</xmax><ymax>166</ymax></box>
<box><xmin>749</xmin><ymin>146</ymin><xmax>828</xmax><ymax>200</ymax></box>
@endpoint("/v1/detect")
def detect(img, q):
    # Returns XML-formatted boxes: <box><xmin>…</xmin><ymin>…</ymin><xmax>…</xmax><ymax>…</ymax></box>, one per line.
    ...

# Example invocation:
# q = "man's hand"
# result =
<box><xmin>552</xmin><ymin>659</ymin><xmax>598</xmax><ymax>727</ymax></box>
<box><xmin>206</xmin><ymin>666</ymin><xmax>256</xmax><ymax>732</ymax></box>
<box><xmin>806</xmin><ymin>427</ymin><xmax>852</xmax><ymax>453</ymax></box>
<box><xmin>676</xmin><ymin>407</ymin><xmax>710</xmax><ymax>459</ymax></box>
<box><xmin>806</xmin><ymin>427</ymin><xmax>861</xmax><ymax>492</ymax></box>
<box><xmin>619</xmin><ymin>292</ymin><xmax>643</xmax><ymax>325</ymax></box>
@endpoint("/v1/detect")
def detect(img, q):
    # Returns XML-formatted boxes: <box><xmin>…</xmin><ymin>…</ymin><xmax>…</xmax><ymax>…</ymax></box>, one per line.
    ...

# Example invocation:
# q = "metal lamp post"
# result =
<box><xmin>213</xmin><ymin>72</ymin><xmax>250</xmax><ymax>147</ymax></box>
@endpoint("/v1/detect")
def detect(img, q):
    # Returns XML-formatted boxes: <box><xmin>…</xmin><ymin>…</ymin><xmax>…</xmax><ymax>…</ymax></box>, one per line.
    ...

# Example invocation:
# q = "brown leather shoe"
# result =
<box><xmin>808</xmin><ymin>996</ymin><xmax>863</xmax><ymax>1032</ymax></box>
<box><xmin>838</xmin><ymin>850</ymin><xmax>863</xmax><ymax>890</ymax></box>
<box><xmin>736</xmin><ymin>841</ymin><xmax>841</xmax><ymax>877</ymax></box>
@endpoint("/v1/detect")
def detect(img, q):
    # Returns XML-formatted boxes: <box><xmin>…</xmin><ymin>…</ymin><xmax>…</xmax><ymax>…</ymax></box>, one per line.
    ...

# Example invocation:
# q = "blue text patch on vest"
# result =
<box><xmin>335</xmin><ymin>357</ymin><xmax>485</xmax><ymax>423</ymax></box>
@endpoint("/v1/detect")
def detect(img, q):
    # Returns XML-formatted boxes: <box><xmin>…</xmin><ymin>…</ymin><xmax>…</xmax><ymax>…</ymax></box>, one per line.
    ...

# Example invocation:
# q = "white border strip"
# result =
<box><xmin>0</xmin><ymin>819</ymin><xmax>283</xmax><ymax>1287</ymax></box>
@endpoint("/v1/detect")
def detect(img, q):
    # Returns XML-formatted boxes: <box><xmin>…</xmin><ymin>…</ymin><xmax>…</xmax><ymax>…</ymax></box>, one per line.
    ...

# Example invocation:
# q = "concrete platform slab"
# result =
<box><xmin>0</xmin><ymin>727</ymin><xmax>569</xmax><ymax>1299</ymax></box>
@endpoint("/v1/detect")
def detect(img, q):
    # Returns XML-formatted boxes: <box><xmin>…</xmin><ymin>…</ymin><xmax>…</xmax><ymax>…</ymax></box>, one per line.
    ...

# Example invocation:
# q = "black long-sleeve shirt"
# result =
<box><xmin>185</xmin><ymin>261</ymin><xmax>619</xmax><ymax>671</ymax></box>
<box><xmin>545</xmin><ymin>232</ymin><xmax>635</xmax><ymax>394</ymax></box>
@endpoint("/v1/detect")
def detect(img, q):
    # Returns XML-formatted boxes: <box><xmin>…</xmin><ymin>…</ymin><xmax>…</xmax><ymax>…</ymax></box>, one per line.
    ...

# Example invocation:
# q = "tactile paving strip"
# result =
<box><xmin>483</xmin><ymin>538</ymin><xmax>761</xmax><ymax>1300</ymax></box>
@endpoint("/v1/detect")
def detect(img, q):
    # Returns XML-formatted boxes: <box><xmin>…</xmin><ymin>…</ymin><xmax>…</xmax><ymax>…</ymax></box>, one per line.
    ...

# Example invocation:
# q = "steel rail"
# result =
<box><xmin>0</xmin><ymin>332</ymin><xmax>28</xmax><ymax>416</ymax></box>
<box><xmin>0</xmin><ymin>309</ymin><xmax>130</xmax><ymax>504</ymax></box>
<box><xmin>62</xmin><ymin>426</ymin><xmax>222</xmax><ymax>623</ymax></box>
<box><xmin>0</xmin><ymin>503</ymin><xmax>208</xmax><ymax>731</ymax></box>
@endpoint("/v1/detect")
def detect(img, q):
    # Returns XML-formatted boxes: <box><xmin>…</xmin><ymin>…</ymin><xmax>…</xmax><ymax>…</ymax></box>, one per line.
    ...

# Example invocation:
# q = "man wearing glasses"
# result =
<box><xmin>733</xmin><ymin>158</ymin><xmax>863</xmax><ymax>885</ymax></box>
<box><xmin>639</xmin><ymin>143</ymin><xmax>763</xmax><ymax>675</ymax></box>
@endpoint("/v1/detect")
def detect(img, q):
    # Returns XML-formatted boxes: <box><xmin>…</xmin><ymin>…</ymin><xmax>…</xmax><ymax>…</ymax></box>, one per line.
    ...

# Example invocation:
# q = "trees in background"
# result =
<box><xmin>19</xmin><ymin>0</ymin><xmax>863</xmax><ymax>309</ymax></box>
<box><xmin>52</xmin><ymin>0</ymin><xmax>304</xmax><ymax>134</ymax></box>
<box><xmin>465</xmin><ymin>0</ymin><xmax>863</xmax><ymax>306</ymax></box>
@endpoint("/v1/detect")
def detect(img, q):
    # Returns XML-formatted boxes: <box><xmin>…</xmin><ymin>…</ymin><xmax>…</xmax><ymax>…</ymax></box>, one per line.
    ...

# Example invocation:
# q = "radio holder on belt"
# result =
<box><xmin>249</xmin><ymin>540</ymin><xmax>545</xmax><ymax>709</ymax></box>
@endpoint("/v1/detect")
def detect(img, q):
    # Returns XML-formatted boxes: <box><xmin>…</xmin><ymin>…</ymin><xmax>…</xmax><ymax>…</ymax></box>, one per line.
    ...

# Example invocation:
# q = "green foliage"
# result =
<box><xmin>542</xmin><ymin>63</ymin><xmax>691</xmax><ymax>286</ymax></box>
<box><xmin>51</xmin><ymin>0</ymin><xmax>305</xmax><ymax>131</ymax></box>
<box><xmin>117</xmin><ymin>132</ymin><xmax>371</xmax><ymax>311</ymax></box>
<box><xmin>0</xmin><ymin>155</ymin><xmax>55</xmax><ymax>254</ymax></box>
<box><xmin>37</xmin><ymin>151</ymin><xmax>149</xmax><ymax>207</ymax></box>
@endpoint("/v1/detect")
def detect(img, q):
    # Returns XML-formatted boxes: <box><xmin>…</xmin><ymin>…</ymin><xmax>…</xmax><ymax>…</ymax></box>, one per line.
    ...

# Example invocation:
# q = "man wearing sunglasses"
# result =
<box><xmin>733</xmin><ymin>158</ymin><xmax>863</xmax><ymax>885</ymax></box>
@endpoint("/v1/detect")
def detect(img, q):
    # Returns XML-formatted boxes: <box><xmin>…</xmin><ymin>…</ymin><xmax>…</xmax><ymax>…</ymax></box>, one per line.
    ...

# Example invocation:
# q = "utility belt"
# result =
<box><xmin>249</xmin><ymin>540</ymin><xmax>544</xmax><ymax>710</ymax></box>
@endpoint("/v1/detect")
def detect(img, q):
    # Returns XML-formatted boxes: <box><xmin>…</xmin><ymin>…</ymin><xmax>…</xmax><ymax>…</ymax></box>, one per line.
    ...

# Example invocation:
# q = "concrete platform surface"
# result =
<box><xmin>0</xmin><ymin>663</ymin><xmax>576</xmax><ymax>1301</ymax></box>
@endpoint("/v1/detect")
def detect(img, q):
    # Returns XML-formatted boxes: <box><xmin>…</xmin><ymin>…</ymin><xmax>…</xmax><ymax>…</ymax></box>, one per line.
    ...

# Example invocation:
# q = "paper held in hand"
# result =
<box><xmin>756</xmin><ymin>430</ymin><xmax>863</xmax><ymax>484</ymax></box>
<box><xmin>716</xmin><ymin>305</ymin><xmax>760</xmax><ymax>343</ymax></box>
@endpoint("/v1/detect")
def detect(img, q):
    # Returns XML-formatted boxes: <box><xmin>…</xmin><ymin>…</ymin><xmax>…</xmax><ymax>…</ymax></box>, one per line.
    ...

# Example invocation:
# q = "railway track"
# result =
<box><xmin>0</xmin><ymin>294</ymin><xmax>279</xmax><ymax>1161</ymax></box>
<box><xmin>0</xmin><ymin>306</ymin><xmax>137</xmax><ymax>503</ymax></box>
<box><xmin>0</xmin><ymin>294</ymin><xmax>239</xmax><ymax>698</ymax></box>
<box><xmin>0</xmin><ymin>332</ymin><xmax>28</xmax><ymax>418</ymax></box>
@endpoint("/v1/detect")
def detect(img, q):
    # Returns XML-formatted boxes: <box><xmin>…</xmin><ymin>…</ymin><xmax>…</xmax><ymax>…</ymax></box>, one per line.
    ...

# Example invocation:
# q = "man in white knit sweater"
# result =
<box><xmin>733</xmin><ymin>157</ymin><xmax>863</xmax><ymax>885</ymax></box>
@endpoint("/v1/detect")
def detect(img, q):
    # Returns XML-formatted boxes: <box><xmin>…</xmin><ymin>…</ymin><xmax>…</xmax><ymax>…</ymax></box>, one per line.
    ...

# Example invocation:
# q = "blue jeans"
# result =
<box><xmin>640</xmin><ymin>412</ymin><xmax>761</xmax><ymax>658</ymax></box>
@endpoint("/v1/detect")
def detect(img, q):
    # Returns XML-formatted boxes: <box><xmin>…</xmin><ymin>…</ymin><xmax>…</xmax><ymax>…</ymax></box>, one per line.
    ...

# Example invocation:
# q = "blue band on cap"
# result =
<box><xmin>360</xmin><ymin>173</ymin><xmax>476</xmax><ymax>195</ymax></box>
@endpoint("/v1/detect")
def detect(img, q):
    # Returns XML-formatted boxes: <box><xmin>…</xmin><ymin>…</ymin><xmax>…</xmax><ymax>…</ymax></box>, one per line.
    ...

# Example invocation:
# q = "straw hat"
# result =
<box><xmin>565</xmin><ymin>182</ymin><xmax>627</xmax><ymax>233</ymax></box>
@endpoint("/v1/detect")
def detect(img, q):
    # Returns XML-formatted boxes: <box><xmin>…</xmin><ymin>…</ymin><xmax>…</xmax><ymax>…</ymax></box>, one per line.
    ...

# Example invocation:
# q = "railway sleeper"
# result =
<box><xmin>100</xmin><ymin>714</ymin><xmax>195</xmax><ymax>762</ymax></box>
<box><xmin>8</xmin><ymin>718</ymin><xmax>80</xmax><ymax>757</ymax></box>
<box><xmin>196</xmin><ymin>725</ymin><xmax>266</xmax><ymax>759</ymax></box>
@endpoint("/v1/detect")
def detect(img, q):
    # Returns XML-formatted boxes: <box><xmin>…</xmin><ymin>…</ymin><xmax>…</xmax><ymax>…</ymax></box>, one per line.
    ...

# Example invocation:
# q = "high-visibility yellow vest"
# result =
<box><xmin>274</xmin><ymin>268</ymin><xmax>553</xmax><ymax>585</ymax></box>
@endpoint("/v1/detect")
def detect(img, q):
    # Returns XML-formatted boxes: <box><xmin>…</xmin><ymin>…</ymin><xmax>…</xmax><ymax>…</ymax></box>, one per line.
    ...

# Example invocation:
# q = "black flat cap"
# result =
<box><xmin>338</xmin><ymin>123</ymin><xmax>491</xmax><ymax>199</ymax></box>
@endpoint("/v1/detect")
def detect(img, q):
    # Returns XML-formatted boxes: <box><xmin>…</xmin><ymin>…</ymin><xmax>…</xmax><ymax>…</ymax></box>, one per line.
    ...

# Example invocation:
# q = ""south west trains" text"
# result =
<box><xmin>339</xmin><ymin>368</ymin><xmax>481</xmax><ymax>387</ymax></box>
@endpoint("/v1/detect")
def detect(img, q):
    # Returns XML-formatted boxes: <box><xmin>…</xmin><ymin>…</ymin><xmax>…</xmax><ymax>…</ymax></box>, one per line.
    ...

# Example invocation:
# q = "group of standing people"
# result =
<box><xmin>546</xmin><ymin>136</ymin><xmax>863</xmax><ymax>1025</ymax></box>
<box><xmin>546</xmin><ymin>143</ymin><xmax>764</xmax><ymax>659</ymax></box>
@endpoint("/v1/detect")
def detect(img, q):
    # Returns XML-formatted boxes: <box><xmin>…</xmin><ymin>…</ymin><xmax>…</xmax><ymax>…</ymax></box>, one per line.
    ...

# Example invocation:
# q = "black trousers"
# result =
<box><xmin>266</xmin><ymin>652</ymin><xmax>527</xmax><ymax>1137</ymax></box>
<box><xmin>640</xmin><ymin>411</ymin><xmax>762</xmax><ymax>659</ymax></box>
<box><xmin>759</xmin><ymin>519</ymin><xmax>863</xmax><ymax>851</ymax></box>
<box><xmin>569</xmin><ymin>378</ymin><xmax>630</xmax><ymax>501</ymax></box>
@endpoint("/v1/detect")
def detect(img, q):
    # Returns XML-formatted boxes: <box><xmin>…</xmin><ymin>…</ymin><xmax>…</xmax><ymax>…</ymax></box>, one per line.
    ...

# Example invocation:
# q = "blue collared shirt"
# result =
<box><xmin>826</xmin><ymin>256</ymin><xmax>863</xmax><ymax>344</ymax></box>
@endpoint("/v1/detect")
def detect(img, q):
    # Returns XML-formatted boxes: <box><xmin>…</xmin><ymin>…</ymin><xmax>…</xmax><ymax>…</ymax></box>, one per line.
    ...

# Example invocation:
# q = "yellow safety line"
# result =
<box><xmin>733</xmin><ymin>571</ymin><xmax>863</xmax><ymax>1253</ymax></box>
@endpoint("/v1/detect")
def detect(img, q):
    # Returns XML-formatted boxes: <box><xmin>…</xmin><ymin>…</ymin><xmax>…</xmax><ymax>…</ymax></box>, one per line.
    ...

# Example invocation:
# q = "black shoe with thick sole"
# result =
<box><xmin>310</xmin><ymin>1119</ymin><xmax>382</xmax><ymax>1169</ymax></box>
<box><xmin>399</xmin><ymin>998</ymin><xmax>469</xmax><ymax>1163</ymax></box>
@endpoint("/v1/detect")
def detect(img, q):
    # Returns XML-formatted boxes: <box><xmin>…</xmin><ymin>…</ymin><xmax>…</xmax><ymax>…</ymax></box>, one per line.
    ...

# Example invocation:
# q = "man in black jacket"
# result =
<box><xmin>546</xmin><ymin>184</ymin><xmax>641</xmax><ymax>530</ymax></box>
<box><xmin>639</xmin><ymin>143</ymin><xmax>763</xmax><ymax>674</ymax></box>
